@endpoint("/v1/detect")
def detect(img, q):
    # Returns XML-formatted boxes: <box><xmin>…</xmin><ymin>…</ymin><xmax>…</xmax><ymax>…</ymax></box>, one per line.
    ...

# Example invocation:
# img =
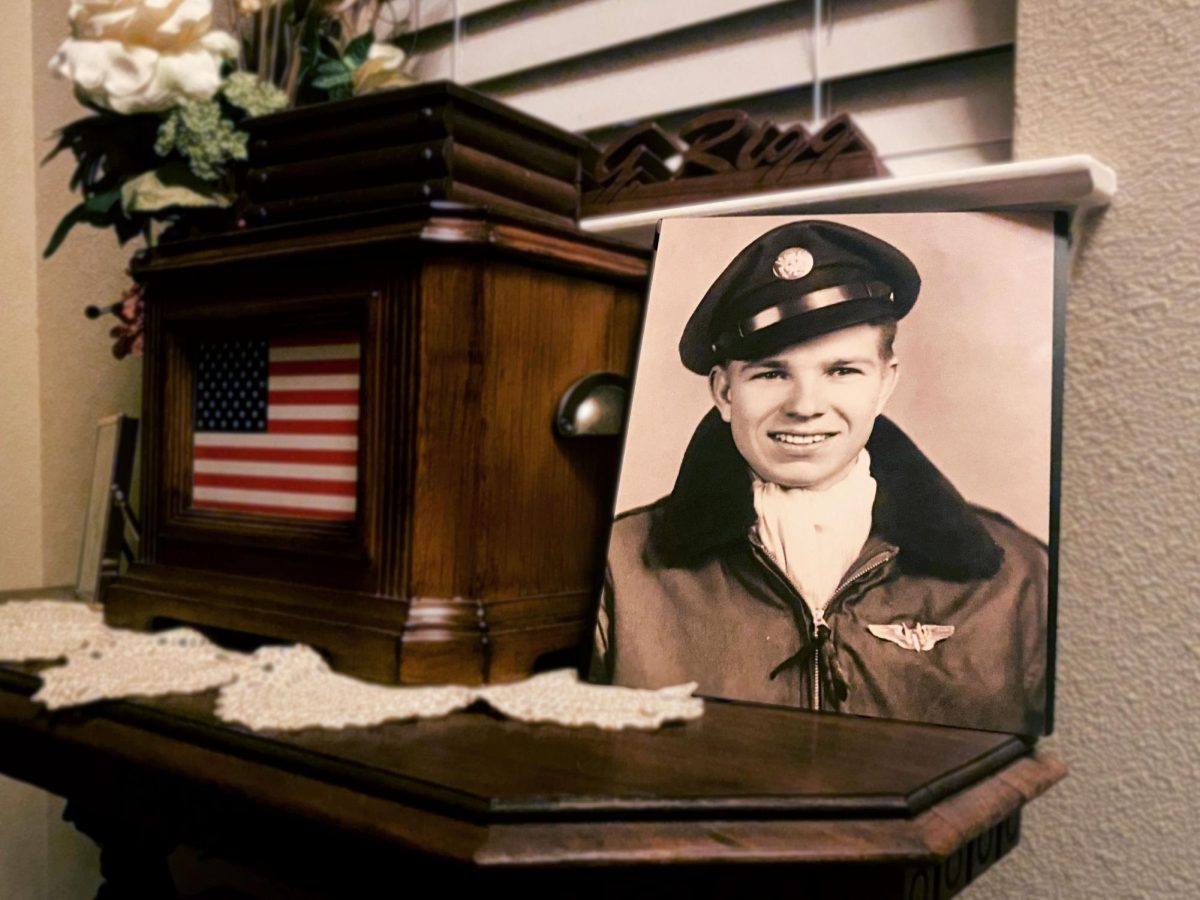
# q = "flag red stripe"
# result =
<box><xmin>270</xmin><ymin>334</ymin><xmax>359</xmax><ymax>348</ymax></box>
<box><xmin>193</xmin><ymin>499</ymin><xmax>355</xmax><ymax>520</ymax></box>
<box><xmin>267</xmin><ymin>419</ymin><xmax>358</xmax><ymax>435</ymax></box>
<box><xmin>268</xmin><ymin>390</ymin><xmax>360</xmax><ymax>405</ymax></box>
<box><xmin>269</xmin><ymin>359</ymin><xmax>360</xmax><ymax>376</ymax></box>
<box><xmin>194</xmin><ymin>473</ymin><xmax>358</xmax><ymax>496</ymax></box>
<box><xmin>194</xmin><ymin>446</ymin><xmax>358</xmax><ymax>465</ymax></box>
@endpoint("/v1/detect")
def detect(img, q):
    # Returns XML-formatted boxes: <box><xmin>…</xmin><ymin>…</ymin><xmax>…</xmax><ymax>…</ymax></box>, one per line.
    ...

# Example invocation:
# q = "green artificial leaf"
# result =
<box><xmin>298</xmin><ymin>12</ymin><xmax>326</xmax><ymax>80</ymax></box>
<box><xmin>85</xmin><ymin>190</ymin><xmax>122</xmax><ymax>213</ymax></box>
<box><xmin>42</xmin><ymin>131</ymin><xmax>73</xmax><ymax>166</ymax></box>
<box><xmin>296</xmin><ymin>12</ymin><xmax>369</xmax><ymax>104</ymax></box>
<box><xmin>114</xmin><ymin>219</ymin><xmax>146</xmax><ymax>246</ymax></box>
<box><xmin>312</xmin><ymin>59</ymin><xmax>353</xmax><ymax>90</ymax></box>
<box><xmin>344</xmin><ymin>32</ymin><xmax>375</xmax><ymax>67</ymax></box>
<box><xmin>311</xmin><ymin>73</ymin><xmax>352</xmax><ymax>90</ymax></box>
<box><xmin>46</xmin><ymin>113</ymin><xmax>164</xmax><ymax>195</ymax></box>
<box><xmin>42</xmin><ymin>189</ymin><xmax>121</xmax><ymax>258</ymax></box>
<box><xmin>43</xmin><ymin>203</ymin><xmax>90</xmax><ymax>259</ymax></box>
<box><xmin>120</xmin><ymin>165</ymin><xmax>233</xmax><ymax>213</ymax></box>
<box><xmin>317</xmin><ymin>59</ymin><xmax>352</xmax><ymax>77</ymax></box>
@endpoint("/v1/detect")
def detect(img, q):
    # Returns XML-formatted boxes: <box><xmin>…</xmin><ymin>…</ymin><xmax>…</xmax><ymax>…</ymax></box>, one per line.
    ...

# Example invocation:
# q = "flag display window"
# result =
<box><xmin>190</xmin><ymin>333</ymin><xmax>362</xmax><ymax>523</ymax></box>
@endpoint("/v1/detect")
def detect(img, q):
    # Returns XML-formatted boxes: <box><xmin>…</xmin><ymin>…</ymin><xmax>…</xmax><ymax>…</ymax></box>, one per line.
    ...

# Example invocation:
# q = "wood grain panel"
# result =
<box><xmin>408</xmin><ymin>258</ymin><xmax>639</xmax><ymax>600</ymax></box>
<box><xmin>403</xmin><ymin>256</ymin><xmax>639</xmax><ymax>682</ymax></box>
<box><xmin>363</xmin><ymin>273</ymin><xmax>421</xmax><ymax>600</ymax></box>
<box><xmin>139</xmin><ymin>283</ymin><xmax>165</xmax><ymax>562</ymax></box>
<box><xmin>473</xmin><ymin>263</ymin><xmax>619</xmax><ymax>595</ymax></box>
<box><xmin>408</xmin><ymin>258</ymin><xmax>488</xmax><ymax>597</ymax></box>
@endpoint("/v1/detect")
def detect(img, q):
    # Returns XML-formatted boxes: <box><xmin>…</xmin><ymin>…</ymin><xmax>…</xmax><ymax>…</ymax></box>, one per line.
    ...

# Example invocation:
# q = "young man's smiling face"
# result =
<box><xmin>709</xmin><ymin>323</ymin><xmax>899</xmax><ymax>491</ymax></box>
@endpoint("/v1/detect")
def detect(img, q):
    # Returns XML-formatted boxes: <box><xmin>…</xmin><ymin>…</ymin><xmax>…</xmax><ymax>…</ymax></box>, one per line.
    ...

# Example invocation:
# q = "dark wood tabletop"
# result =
<box><xmin>0</xmin><ymin>590</ymin><xmax>1064</xmax><ymax>898</ymax></box>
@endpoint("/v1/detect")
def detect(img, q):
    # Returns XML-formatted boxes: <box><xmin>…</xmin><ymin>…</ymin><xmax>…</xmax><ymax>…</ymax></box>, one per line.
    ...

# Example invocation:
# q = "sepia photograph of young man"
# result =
<box><xmin>592</xmin><ymin>214</ymin><xmax>1057</xmax><ymax>736</ymax></box>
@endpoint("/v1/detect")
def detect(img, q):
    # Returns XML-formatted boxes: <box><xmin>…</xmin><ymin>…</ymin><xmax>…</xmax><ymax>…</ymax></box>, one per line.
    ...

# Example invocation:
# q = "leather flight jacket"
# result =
<box><xmin>591</xmin><ymin>412</ymin><xmax>1049</xmax><ymax>736</ymax></box>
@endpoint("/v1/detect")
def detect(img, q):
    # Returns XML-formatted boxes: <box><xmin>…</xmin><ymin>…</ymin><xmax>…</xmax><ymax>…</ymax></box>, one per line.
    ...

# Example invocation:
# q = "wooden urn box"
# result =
<box><xmin>107</xmin><ymin>84</ymin><xmax>650</xmax><ymax>685</ymax></box>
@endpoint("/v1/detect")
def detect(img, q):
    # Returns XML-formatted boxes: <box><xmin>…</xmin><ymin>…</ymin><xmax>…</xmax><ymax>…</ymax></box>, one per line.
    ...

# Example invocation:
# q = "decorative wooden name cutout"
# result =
<box><xmin>581</xmin><ymin>110</ymin><xmax>888</xmax><ymax>216</ymax></box>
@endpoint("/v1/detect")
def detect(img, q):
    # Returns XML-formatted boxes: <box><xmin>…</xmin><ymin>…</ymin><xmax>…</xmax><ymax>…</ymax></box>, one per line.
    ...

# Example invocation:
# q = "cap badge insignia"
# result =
<box><xmin>867</xmin><ymin>622</ymin><xmax>955</xmax><ymax>652</ymax></box>
<box><xmin>772</xmin><ymin>247</ymin><xmax>815</xmax><ymax>280</ymax></box>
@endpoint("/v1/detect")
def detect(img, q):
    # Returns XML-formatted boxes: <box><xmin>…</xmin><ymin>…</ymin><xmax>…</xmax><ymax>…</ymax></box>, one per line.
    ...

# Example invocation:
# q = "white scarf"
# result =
<box><xmin>752</xmin><ymin>451</ymin><xmax>877</xmax><ymax>621</ymax></box>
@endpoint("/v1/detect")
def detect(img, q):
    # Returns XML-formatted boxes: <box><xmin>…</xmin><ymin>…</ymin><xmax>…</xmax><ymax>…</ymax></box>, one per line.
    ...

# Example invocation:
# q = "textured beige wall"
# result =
<box><xmin>32</xmin><ymin>0</ymin><xmax>142</xmax><ymax>587</ymax></box>
<box><xmin>0</xmin><ymin>5</ymin><xmax>60</xmax><ymax>894</ymax></box>
<box><xmin>0</xmin><ymin>0</ymin><xmax>46</xmax><ymax>590</ymax></box>
<box><xmin>971</xmin><ymin>1</ymin><xmax>1200</xmax><ymax>897</ymax></box>
<box><xmin>0</xmin><ymin>3</ymin><xmax>53</xmax><ymax>897</ymax></box>
<box><xmin>0</xmin><ymin>1</ymin><xmax>130</xmax><ymax>896</ymax></box>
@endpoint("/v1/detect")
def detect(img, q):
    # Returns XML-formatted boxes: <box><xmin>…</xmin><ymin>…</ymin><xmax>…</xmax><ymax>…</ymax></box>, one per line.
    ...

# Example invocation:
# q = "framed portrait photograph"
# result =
<box><xmin>591</xmin><ymin>212</ymin><xmax>1064</xmax><ymax>736</ymax></box>
<box><xmin>76</xmin><ymin>414</ymin><xmax>139</xmax><ymax>602</ymax></box>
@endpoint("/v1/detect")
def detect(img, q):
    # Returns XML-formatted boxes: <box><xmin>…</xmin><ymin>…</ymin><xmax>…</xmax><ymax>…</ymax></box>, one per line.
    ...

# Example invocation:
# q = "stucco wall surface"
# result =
<box><xmin>32</xmin><ymin>0</ymin><xmax>142</xmax><ymax>588</ymax></box>
<box><xmin>971</xmin><ymin>1</ymin><xmax>1200</xmax><ymax>897</ymax></box>
<box><xmin>0</xmin><ymin>1</ymin><xmax>132</xmax><ymax>896</ymax></box>
<box><xmin>0</xmin><ymin>0</ymin><xmax>45</xmax><ymax>590</ymax></box>
<box><xmin>0</xmin><ymin>11</ymin><xmax>63</xmax><ymax>890</ymax></box>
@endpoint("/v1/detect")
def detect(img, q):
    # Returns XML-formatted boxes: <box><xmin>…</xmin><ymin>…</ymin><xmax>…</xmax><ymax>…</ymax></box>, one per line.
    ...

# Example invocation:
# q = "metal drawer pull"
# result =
<box><xmin>555</xmin><ymin>373</ymin><xmax>629</xmax><ymax>437</ymax></box>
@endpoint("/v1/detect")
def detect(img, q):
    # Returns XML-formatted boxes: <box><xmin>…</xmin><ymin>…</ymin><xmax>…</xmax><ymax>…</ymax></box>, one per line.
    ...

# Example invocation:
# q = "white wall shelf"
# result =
<box><xmin>580</xmin><ymin>155</ymin><xmax>1116</xmax><ymax>247</ymax></box>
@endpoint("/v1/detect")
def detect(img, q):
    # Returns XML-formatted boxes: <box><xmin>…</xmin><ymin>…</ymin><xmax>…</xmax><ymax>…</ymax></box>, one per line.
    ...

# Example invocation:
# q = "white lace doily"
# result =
<box><xmin>0</xmin><ymin>600</ymin><xmax>108</xmax><ymax>661</ymax></box>
<box><xmin>0</xmin><ymin>599</ymin><xmax>703</xmax><ymax>731</ymax></box>
<box><xmin>216</xmin><ymin>648</ymin><xmax>703</xmax><ymax>732</ymax></box>
<box><xmin>476</xmin><ymin>670</ymin><xmax>703</xmax><ymax>730</ymax></box>
<box><xmin>217</xmin><ymin>645</ymin><xmax>477</xmax><ymax>731</ymax></box>
<box><xmin>33</xmin><ymin>627</ymin><xmax>249</xmax><ymax>710</ymax></box>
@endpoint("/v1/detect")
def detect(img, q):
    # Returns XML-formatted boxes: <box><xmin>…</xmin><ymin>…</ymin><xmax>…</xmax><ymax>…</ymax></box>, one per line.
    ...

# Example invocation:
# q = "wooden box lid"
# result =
<box><xmin>239</xmin><ymin>82</ymin><xmax>594</xmax><ymax>229</ymax></box>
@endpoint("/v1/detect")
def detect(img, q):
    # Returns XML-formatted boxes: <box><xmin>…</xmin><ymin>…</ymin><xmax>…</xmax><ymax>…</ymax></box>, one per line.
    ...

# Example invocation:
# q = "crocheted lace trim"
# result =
<box><xmin>1</xmin><ymin>600</ymin><xmax>703</xmax><ymax>731</ymax></box>
<box><xmin>35</xmin><ymin>626</ymin><xmax>248</xmax><ymax>710</ymax></box>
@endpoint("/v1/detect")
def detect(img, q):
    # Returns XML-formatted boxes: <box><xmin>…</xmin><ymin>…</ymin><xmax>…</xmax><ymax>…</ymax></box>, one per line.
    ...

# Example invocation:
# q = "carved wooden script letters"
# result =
<box><xmin>583</xmin><ymin>110</ymin><xmax>887</xmax><ymax>215</ymax></box>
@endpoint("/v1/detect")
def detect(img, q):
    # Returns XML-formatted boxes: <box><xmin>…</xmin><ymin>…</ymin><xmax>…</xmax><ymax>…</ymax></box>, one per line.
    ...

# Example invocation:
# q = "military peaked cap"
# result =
<box><xmin>679</xmin><ymin>220</ymin><xmax>920</xmax><ymax>373</ymax></box>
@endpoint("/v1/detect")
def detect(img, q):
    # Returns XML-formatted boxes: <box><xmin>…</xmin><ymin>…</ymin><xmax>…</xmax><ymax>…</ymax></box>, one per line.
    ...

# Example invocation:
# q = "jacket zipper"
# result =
<box><xmin>749</xmin><ymin>531</ymin><xmax>896</xmax><ymax>710</ymax></box>
<box><xmin>832</xmin><ymin>551</ymin><xmax>897</xmax><ymax>603</ymax></box>
<box><xmin>812</xmin><ymin>623</ymin><xmax>823</xmax><ymax>710</ymax></box>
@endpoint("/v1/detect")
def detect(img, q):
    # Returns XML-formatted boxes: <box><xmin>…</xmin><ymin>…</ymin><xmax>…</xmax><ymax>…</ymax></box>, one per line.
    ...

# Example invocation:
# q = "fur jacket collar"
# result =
<box><xmin>648</xmin><ymin>410</ymin><xmax>1004</xmax><ymax>581</ymax></box>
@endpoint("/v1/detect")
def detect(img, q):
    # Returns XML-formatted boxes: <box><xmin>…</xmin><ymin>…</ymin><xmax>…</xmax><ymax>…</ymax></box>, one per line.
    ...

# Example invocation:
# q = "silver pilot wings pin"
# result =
<box><xmin>867</xmin><ymin>622</ymin><xmax>955</xmax><ymax>652</ymax></box>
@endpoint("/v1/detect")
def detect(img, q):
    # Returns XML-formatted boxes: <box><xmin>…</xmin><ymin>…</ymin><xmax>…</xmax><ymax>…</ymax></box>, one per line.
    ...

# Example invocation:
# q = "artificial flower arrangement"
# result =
<box><xmin>47</xmin><ymin>0</ymin><xmax>418</xmax><ymax>356</ymax></box>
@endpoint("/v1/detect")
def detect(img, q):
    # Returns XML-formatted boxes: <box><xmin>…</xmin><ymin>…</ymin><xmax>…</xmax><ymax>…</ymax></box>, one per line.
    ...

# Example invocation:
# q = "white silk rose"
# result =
<box><xmin>50</xmin><ymin>0</ymin><xmax>238</xmax><ymax>114</ymax></box>
<box><xmin>352</xmin><ymin>43</ymin><xmax>415</xmax><ymax>96</ymax></box>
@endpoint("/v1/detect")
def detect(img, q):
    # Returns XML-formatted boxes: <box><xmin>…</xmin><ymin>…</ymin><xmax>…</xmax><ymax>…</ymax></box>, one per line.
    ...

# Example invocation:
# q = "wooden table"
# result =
<box><xmin>0</xmin><ymin>630</ymin><xmax>1062</xmax><ymax>900</ymax></box>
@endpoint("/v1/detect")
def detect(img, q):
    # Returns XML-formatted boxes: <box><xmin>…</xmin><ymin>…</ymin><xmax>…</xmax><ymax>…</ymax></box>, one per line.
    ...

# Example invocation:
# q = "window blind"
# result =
<box><xmin>405</xmin><ymin>0</ymin><xmax>1015</xmax><ymax>177</ymax></box>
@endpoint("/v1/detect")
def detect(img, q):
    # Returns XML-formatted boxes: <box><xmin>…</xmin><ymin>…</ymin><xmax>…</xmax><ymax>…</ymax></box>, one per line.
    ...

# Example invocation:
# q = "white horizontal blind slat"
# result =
<box><xmin>408</xmin><ymin>0</ymin><xmax>517</xmax><ymax>30</ymax></box>
<box><xmin>832</xmin><ymin>54</ymin><xmax>1014</xmax><ymax>157</ymax></box>
<box><xmin>411</xmin><ymin>0</ymin><xmax>788</xmax><ymax>84</ymax></box>
<box><xmin>584</xmin><ymin>52</ymin><xmax>1014</xmax><ymax>169</ymax></box>
<box><xmin>411</xmin><ymin>0</ymin><xmax>1015</xmax><ymax>133</ymax></box>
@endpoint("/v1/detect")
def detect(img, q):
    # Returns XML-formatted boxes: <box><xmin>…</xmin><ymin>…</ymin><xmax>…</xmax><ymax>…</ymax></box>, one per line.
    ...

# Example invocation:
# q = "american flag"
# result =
<box><xmin>192</xmin><ymin>334</ymin><xmax>360</xmax><ymax>521</ymax></box>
